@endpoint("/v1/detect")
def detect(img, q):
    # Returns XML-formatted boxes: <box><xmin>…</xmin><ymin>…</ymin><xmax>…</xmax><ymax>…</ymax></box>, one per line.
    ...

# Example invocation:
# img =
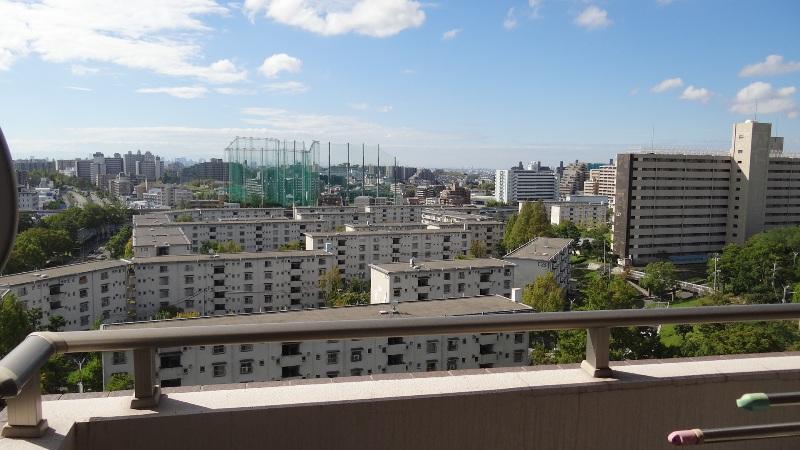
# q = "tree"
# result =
<box><xmin>107</xmin><ymin>373</ymin><xmax>134</xmax><ymax>391</ymax></box>
<box><xmin>583</xmin><ymin>276</ymin><xmax>639</xmax><ymax>311</ymax></box>
<box><xmin>200</xmin><ymin>240</ymin><xmax>242</xmax><ymax>254</ymax></box>
<box><xmin>105</xmin><ymin>225</ymin><xmax>132</xmax><ymax>258</ymax></box>
<box><xmin>469</xmin><ymin>240</ymin><xmax>488</xmax><ymax>258</ymax></box>
<box><xmin>553</xmin><ymin>221</ymin><xmax>581</xmax><ymax>241</ymax></box>
<box><xmin>123</xmin><ymin>237</ymin><xmax>133</xmax><ymax>258</ymax></box>
<box><xmin>0</xmin><ymin>294</ymin><xmax>34</xmax><ymax>358</ymax></box>
<box><xmin>522</xmin><ymin>273</ymin><xmax>565</xmax><ymax>312</ymax></box>
<box><xmin>640</xmin><ymin>261</ymin><xmax>677</xmax><ymax>300</ymax></box>
<box><xmin>680</xmin><ymin>321</ymin><xmax>800</xmax><ymax>357</ymax></box>
<box><xmin>319</xmin><ymin>267</ymin><xmax>343</xmax><ymax>305</ymax></box>
<box><xmin>279</xmin><ymin>240</ymin><xmax>304</xmax><ymax>251</ymax></box>
<box><xmin>66</xmin><ymin>354</ymin><xmax>103</xmax><ymax>392</ymax></box>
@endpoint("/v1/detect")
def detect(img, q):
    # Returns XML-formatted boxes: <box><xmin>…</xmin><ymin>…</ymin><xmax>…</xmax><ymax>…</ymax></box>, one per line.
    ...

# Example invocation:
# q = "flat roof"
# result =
<box><xmin>131</xmin><ymin>250</ymin><xmax>331</xmax><ymax>264</ymax></box>
<box><xmin>136</xmin><ymin>218</ymin><xmax>323</xmax><ymax>226</ymax></box>
<box><xmin>133</xmin><ymin>226</ymin><xmax>191</xmax><ymax>247</ymax></box>
<box><xmin>0</xmin><ymin>260</ymin><xmax>130</xmax><ymax>286</ymax></box>
<box><xmin>504</xmin><ymin>237</ymin><xmax>573</xmax><ymax>261</ymax></box>
<box><xmin>104</xmin><ymin>295</ymin><xmax>531</xmax><ymax>330</ymax></box>
<box><xmin>370</xmin><ymin>258</ymin><xmax>514</xmax><ymax>274</ymax></box>
<box><xmin>305</xmin><ymin>228</ymin><xmax>462</xmax><ymax>238</ymax></box>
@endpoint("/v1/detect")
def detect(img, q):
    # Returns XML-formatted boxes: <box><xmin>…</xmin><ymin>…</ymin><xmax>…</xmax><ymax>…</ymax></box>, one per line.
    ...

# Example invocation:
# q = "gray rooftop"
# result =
<box><xmin>370</xmin><ymin>258</ymin><xmax>513</xmax><ymax>274</ymax></box>
<box><xmin>305</xmin><ymin>228</ymin><xmax>462</xmax><ymax>238</ymax></box>
<box><xmin>131</xmin><ymin>250</ymin><xmax>331</xmax><ymax>264</ymax></box>
<box><xmin>103</xmin><ymin>295</ymin><xmax>531</xmax><ymax>330</ymax></box>
<box><xmin>0</xmin><ymin>260</ymin><xmax>130</xmax><ymax>286</ymax></box>
<box><xmin>504</xmin><ymin>237</ymin><xmax>573</xmax><ymax>261</ymax></box>
<box><xmin>133</xmin><ymin>226</ymin><xmax>191</xmax><ymax>247</ymax></box>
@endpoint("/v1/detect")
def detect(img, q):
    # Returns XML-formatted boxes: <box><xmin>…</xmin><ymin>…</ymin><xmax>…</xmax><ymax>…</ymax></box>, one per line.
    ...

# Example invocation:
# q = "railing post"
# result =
<box><xmin>1</xmin><ymin>369</ymin><xmax>49</xmax><ymax>438</ymax></box>
<box><xmin>581</xmin><ymin>327</ymin><xmax>613</xmax><ymax>378</ymax></box>
<box><xmin>131</xmin><ymin>348</ymin><xmax>160</xmax><ymax>409</ymax></box>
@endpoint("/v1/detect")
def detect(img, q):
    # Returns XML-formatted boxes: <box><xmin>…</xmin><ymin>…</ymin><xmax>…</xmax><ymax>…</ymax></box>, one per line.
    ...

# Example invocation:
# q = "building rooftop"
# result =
<box><xmin>104</xmin><ymin>295</ymin><xmax>531</xmax><ymax>330</ymax></box>
<box><xmin>0</xmin><ymin>259</ymin><xmax>129</xmax><ymax>286</ymax></box>
<box><xmin>370</xmin><ymin>258</ymin><xmax>513</xmax><ymax>274</ymax></box>
<box><xmin>132</xmin><ymin>226</ymin><xmax>190</xmax><ymax>247</ymax></box>
<box><xmin>504</xmin><ymin>237</ymin><xmax>573</xmax><ymax>261</ymax></box>
<box><xmin>131</xmin><ymin>250</ymin><xmax>331</xmax><ymax>264</ymax></box>
<box><xmin>305</xmin><ymin>228</ymin><xmax>462</xmax><ymax>238</ymax></box>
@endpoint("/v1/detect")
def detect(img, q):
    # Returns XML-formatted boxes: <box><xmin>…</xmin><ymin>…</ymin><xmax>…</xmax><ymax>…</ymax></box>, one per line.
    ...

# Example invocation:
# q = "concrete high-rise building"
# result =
<box><xmin>105</xmin><ymin>153</ymin><xmax>124</xmax><ymax>176</ymax></box>
<box><xmin>584</xmin><ymin>164</ymin><xmax>616</xmax><ymax>207</ymax></box>
<box><xmin>613</xmin><ymin>121</ymin><xmax>793</xmax><ymax>265</ymax></box>
<box><xmin>558</xmin><ymin>161</ymin><xmax>588</xmax><ymax>198</ymax></box>
<box><xmin>124</xmin><ymin>150</ymin><xmax>145</xmax><ymax>176</ymax></box>
<box><xmin>75</xmin><ymin>159</ymin><xmax>92</xmax><ymax>180</ymax></box>
<box><xmin>495</xmin><ymin>162</ymin><xmax>557</xmax><ymax>204</ymax></box>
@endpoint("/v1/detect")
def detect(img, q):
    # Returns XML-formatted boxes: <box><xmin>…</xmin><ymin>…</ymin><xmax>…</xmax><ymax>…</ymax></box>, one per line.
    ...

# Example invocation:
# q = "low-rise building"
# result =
<box><xmin>370</xmin><ymin>259</ymin><xmax>515</xmax><ymax>303</ymax></box>
<box><xmin>503</xmin><ymin>237</ymin><xmax>572</xmax><ymax>291</ymax></box>
<box><xmin>132</xmin><ymin>226</ymin><xmax>193</xmax><ymax>258</ymax></box>
<box><xmin>17</xmin><ymin>187</ymin><xmax>38</xmax><ymax>211</ymax></box>
<box><xmin>305</xmin><ymin>229</ymin><xmax>470</xmax><ymax>280</ymax></box>
<box><xmin>0</xmin><ymin>260</ymin><xmax>130</xmax><ymax>331</ymax></box>
<box><xmin>130</xmin><ymin>251</ymin><xmax>335</xmax><ymax>319</ymax></box>
<box><xmin>549</xmin><ymin>202</ymin><xmax>608</xmax><ymax>228</ymax></box>
<box><xmin>101</xmin><ymin>296</ymin><xmax>532</xmax><ymax>388</ymax></box>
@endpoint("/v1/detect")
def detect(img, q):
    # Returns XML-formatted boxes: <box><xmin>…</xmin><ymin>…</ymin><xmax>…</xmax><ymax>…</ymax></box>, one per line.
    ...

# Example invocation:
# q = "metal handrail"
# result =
<box><xmin>2</xmin><ymin>303</ymin><xmax>800</xmax><ymax>437</ymax></box>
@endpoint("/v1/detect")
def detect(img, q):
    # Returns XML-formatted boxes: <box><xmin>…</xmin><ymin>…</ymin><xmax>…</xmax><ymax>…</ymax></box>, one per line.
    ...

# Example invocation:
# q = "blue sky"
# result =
<box><xmin>1</xmin><ymin>0</ymin><xmax>799</xmax><ymax>168</ymax></box>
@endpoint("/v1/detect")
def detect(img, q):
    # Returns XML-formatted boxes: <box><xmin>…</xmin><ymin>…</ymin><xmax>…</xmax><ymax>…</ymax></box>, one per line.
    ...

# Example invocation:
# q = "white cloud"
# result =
<box><xmin>680</xmin><ymin>85</ymin><xmax>712</xmax><ymax>103</ymax></box>
<box><xmin>629</xmin><ymin>87</ymin><xmax>640</xmax><ymax>96</ymax></box>
<box><xmin>442</xmin><ymin>28</ymin><xmax>461</xmax><ymax>40</ymax></box>
<box><xmin>651</xmin><ymin>77</ymin><xmax>684</xmax><ymax>93</ymax></box>
<box><xmin>740</xmin><ymin>55</ymin><xmax>800</xmax><ymax>77</ymax></box>
<box><xmin>64</xmin><ymin>86</ymin><xmax>92</xmax><ymax>92</ymax></box>
<box><xmin>503</xmin><ymin>8</ymin><xmax>517</xmax><ymax>30</ymax></box>
<box><xmin>0</xmin><ymin>1</ymin><xmax>247</xmax><ymax>83</ymax></box>
<box><xmin>137</xmin><ymin>86</ymin><xmax>209</xmax><ymax>99</ymax></box>
<box><xmin>347</xmin><ymin>102</ymin><xmax>392</xmax><ymax>112</ymax></box>
<box><xmin>265</xmin><ymin>81</ymin><xmax>309</xmax><ymax>94</ymax></box>
<box><xmin>731</xmin><ymin>81</ymin><xmax>797</xmax><ymax>117</ymax></box>
<box><xmin>574</xmin><ymin>5</ymin><xmax>612</xmax><ymax>30</ymax></box>
<box><xmin>402</xmin><ymin>68</ymin><xmax>416</xmax><ymax>75</ymax></box>
<box><xmin>258</xmin><ymin>53</ymin><xmax>302</xmax><ymax>78</ymax></box>
<box><xmin>243</xmin><ymin>0</ymin><xmax>425</xmax><ymax>38</ymax></box>
<box><xmin>347</xmin><ymin>102</ymin><xmax>369</xmax><ymax>111</ymax></box>
<box><xmin>377</xmin><ymin>105</ymin><xmax>393</xmax><ymax>113</ymax></box>
<box><xmin>70</xmin><ymin>65</ymin><xmax>99</xmax><ymax>76</ymax></box>
<box><xmin>214</xmin><ymin>87</ymin><xmax>255</xmax><ymax>95</ymax></box>
<box><xmin>656</xmin><ymin>0</ymin><xmax>675</xmax><ymax>5</ymax></box>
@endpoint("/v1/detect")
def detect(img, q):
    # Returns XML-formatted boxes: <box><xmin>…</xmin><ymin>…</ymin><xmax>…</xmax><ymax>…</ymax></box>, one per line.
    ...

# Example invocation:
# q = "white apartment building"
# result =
<box><xmin>584</xmin><ymin>164</ymin><xmax>616</xmax><ymax>207</ymax></box>
<box><xmin>130</xmin><ymin>251</ymin><xmax>334</xmax><ymax>320</ymax></box>
<box><xmin>0</xmin><ymin>260</ymin><xmax>130</xmax><ymax>331</ymax></box>
<box><xmin>305</xmin><ymin>229</ymin><xmax>470</xmax><ymax>280</ymax></box>
<box><xmin>17</xmin><ymin>187</ymin><xmax>38</xmax><ymax>211</ymax></box>
<box><xmin>495</xmin><ymin>162</ymin><xmax>558</xmax><ymax>204</ymax></box>
<box><xmin>504</xmin><ymin>237</ymin><xmax>572</xmax><ymax>291</ymax></box>
<box><xmin>427</xmin><ymin>222</ymin><xmax>505</xmax><ymax>256</ymax></box>
<box><xmin>132</xmin><ymin>226</ymin><xmax>193</xmax><ymax>258</ymax></box>
<box><xmin>549</xmin><ymin>202</ymin><xmax>608</xmax><ymax>227</ymax></box>
<box><xmin>344</xmin><ymin>223</ymin><xmax>429</xmax><ymax>232</ymax></box>
<box><xmin>363</xmin><ymin>204</ymin><xmax>424</xmax><ymax>223</ymax></box>
<box><xmin>370</xmin><ymin>259</ymin><xmax>515</xmax><ymax>303</ymax></box>
<box><xmin>101</xmin><ymin>296</ymin><xmax>532</xmax><ymax>388</ymax></box>
<box><xmin>613</xmin><ymin>121</ymin><xmax>795</xmax><ymax>265</ymax></box>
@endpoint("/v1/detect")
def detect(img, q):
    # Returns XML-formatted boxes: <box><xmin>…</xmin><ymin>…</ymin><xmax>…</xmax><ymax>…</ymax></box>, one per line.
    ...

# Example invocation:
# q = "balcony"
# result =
<box><xmin>2</xmin><ymin>305</ymin><xmax>800</xmax><ymax>449</ymax></box>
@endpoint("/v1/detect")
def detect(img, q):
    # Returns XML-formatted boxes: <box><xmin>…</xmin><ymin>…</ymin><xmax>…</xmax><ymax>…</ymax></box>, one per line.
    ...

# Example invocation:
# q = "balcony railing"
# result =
<box><xmin>1</xmin><ymin>303</ymin><xmax>800</xmax><ymax>438</ymax></box>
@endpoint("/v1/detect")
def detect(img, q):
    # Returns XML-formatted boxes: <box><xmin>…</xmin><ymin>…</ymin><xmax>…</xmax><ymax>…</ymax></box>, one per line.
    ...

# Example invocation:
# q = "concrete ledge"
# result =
<box><xmin>3</xmin><ymin>353</ymin><xmax>800</xmax><ymax>449</ymax></box>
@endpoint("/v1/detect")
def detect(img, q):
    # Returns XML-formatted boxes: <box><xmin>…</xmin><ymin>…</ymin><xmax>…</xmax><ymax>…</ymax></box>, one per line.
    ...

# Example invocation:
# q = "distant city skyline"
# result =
<box><xmin>1</xmin><ymin>0</ymin><xmax>798</xmax><ymax>167</ymax></box>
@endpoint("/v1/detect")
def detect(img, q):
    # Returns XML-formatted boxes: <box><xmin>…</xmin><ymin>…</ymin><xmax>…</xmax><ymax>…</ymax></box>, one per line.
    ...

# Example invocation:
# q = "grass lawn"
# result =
<box><xmin>657</xmin><ymin>296</ymin><xmax>720</xmax><ymax>348</ymax></box>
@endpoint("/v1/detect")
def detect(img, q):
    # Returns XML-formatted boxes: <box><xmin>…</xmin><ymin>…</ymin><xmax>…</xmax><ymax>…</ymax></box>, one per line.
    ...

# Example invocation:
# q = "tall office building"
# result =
<box><xmin>494</xmin><ymin>161</ymin><xmax>557</xmax><ymax>204</ymax></box>
<box><xmin>584</xmin><ymin>163</ymin><xmax>616</xmax><ymax>207</ymax></box>
<box><xmin>613</xmin><ymin>121</ymin><xmax>793</xmax><ymax>265</ymax></box>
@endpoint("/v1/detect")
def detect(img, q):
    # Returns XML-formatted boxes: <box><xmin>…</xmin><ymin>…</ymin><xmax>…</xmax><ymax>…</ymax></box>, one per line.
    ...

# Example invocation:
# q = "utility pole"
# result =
<box><xmin>712</xmin><ymin>254</ymin><xmax>720</xmax><ymax>292</ymax></box>
<box><xmin>772</xmin><ymin>261</ymin><xmax>779</xmax><ymax>299</ymax></box>
<box><xmin>783</xmin><ymin>285</ymin><xmax>791</xmax><ymax>304</ymax></box>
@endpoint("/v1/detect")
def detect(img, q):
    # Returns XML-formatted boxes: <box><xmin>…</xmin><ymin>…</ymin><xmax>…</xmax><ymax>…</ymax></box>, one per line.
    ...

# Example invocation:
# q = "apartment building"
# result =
<box><xmin>495</xmin><ymin>162</ymin><xmax>558</xmax><ymax>204</ymax></box>
<box><xmin>363</xmin><ymin>204</ymin><xmax>424</xmax><ymax>223</ymax></box>
<box><xmin>130</xmin><ymin>251</ymin><xmax>334</xmax><ymax>320</ymax></box>
<box><xmin>344</xmin><ymin>222</ymin><xmax>429</xmax><ymax>232</ymax></box>
<box><xmin>558</xmin><ymin>162</ymin><xmax>589</xmax><ymax>198</ymax></box>
<box><xmin>584</xmin><ymin>164</ymin><xmax>616</xmax><ymax>207</ymax></box>
<box><xmin>101</xmin><ymin>296</ymin><xmax>532</xmax><ymax>388</ymax></box>
<box><xmin>427</xmin><ymin>222</ymin><xmax>505</xmax><ymax>256</ymax></box>
<box><xmin>132</xmin><ymin>226</ymin><xmax>193</xmax><ymax>258</ymax></box>
<box><xmin>549</xmin><ymin>202</ymin><xmax>608</xmax><ymax>227</ymax></box>
<box><xmin>17</xmin><ymin>187</ymin><xmax>38</xmax><ymax>211</ymax></box>
<box><xmin>305</xmin><ymin>229</ymin><xmax>470</xmax><ymax>280</ymax></box>
<box><xmin>370</xmin><ymin>259</ymin><xmax>515</xmax><ymax>303</ymax></box>
<box><xmin>0</xmin><ymin>260</ymin><xmax>130</xmax><ymax>331</ymax></box>
<box><xmin>613</xmin><ymin>121</ymin><xmax>795</xmax><ymax>265</ymax></box>
<box><xmin>504</xmin><ymin>237</ymin><xmax>572</xmax><ymax>291</ymax></box>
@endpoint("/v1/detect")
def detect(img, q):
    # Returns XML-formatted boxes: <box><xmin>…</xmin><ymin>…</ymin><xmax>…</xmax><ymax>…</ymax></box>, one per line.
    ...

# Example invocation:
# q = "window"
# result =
<box><xmin>514</xmin><ymin>333</ymin><xmax>525</xmax><ymax>344</ymax></box>
<box><xmin>159</xmin><ymin>289</ymin><xmax>169</xmax><ymax>298</ymax></box>
<box><xmin>281</xmin><ymin>365</ymin><xmax>301</xmax><ymax>378</ymax></box>
<box><xmin>327</xmin><ymin>351</ymin><xmax>339</xmax><ymax>365</ymax></box>
<box><xmin>457</xmin><ymin>283</ymin><xmax>465</xmax><ymax>293</ymax></box>
<box><xmin>184</xmin><ymin>275</ymin><xmax>194</xmax><ymax>284</ymax></box>
<box><xmin>244</xmin><ymin>262</ymin><xmax>252</xmax><ymax>268</ymax></box>
<box><xmin>112</xmin><ymin>352</ymin><xmax>127</xmax><ymax>365</ymax></box>
<box><xmin>100</xmin><ymin>271</ymin><xmax>109</xmax><ymax>280</ymax></box>
<box><xmin>212</xmin><ymin>345</ymin><xmax>225</xmax><ymax>355</ymax></box>
<box><xmin>351</xmin><ymin>368</ymin><xmax>363</xmax><ymax>376</ymax></box>
<box><xmin>101</xmin><ymin>297</ymin><xmax>110</xmax><ymax>307</ymax></box>
<box><xmin>351</xmin><ymin>348</ymin><xmax>363</xmax><ymax>362</ymax></box>
<box><xmin>160</xmin><ymin>265</ymin><xmax>168</xmax><ymax>273</ymax></box>
<box><xmin>447</xmin><ymin>338</ymin><xmax>459</xmax><ymax>351</ymax></box>
<box><xmin>513</xmin><ymin>350</ymin><xmax>525</xmax><ymax>363</ymax></box>
<box><xmin>240</xmin><ymin>360</ymin><xmax>254</xmax><ymax>375</ymax></box>
<box><xmin>282</xmin><ymin>343</ymin><xmax>301</xmax><ymax>356</ymax></box>
<box><xmin>447</xmin><ymin>358</ymin><xmax>458</xmax><ymax>370</ymax></box>
<box><xmin>426</xmin><ymin>360</ymin><xmax>437</xmax><ymax>372</ymax></box>
<box><xmin>244</xmin><ymin>272</ymin><xmax>253</xmax><ymax>280</ymax></box>
<box><xmin>79</xmin><ymin>289</ymin><xmax>88</xmax><ymax>298</ymax></box>
<box><xmin>444</xmin><ymin>273</ymin><xmax>451</xmax><ymax>281</ymax></box>
<box><xmin>79</xmin><ymin>276</ymin><xmax>88</xmax><ymax>284</ymax></box>
<box><xmin>212</xmin><ymin>363</ymin><xmax>227</xmax><ymax>378</ymax></box>
<box><xmin>159</xmin><ymin>276</ymin><xmax>169</xmax><ymax>286</ymax></box>
<box><xmin>80</xmin><ymin>315</ymin><xmax>89</xmax><ymax>326</ymax></box>
<box><xmin>426</xmin><ymin>340</ymin><xmax>438</xmax><ymax>354</ymax></box>
<box><xmin>387</xmin><ymin>337</ymin><xmax>403</xmax><ymax>345</ymax></box>
<box><xmin>184</xmin><ymin>287</ymin><xmax>194</xmax><ymax>297</ymax></box>
<box><xmin>387</xmin><ymin>354</ymin><xmax>404</xmax><ymax>366</ymax></box>
<box><xmin>160</xmin><ymin>352</ymin><xmax>181</xmax><ymax>369</ymax></box>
